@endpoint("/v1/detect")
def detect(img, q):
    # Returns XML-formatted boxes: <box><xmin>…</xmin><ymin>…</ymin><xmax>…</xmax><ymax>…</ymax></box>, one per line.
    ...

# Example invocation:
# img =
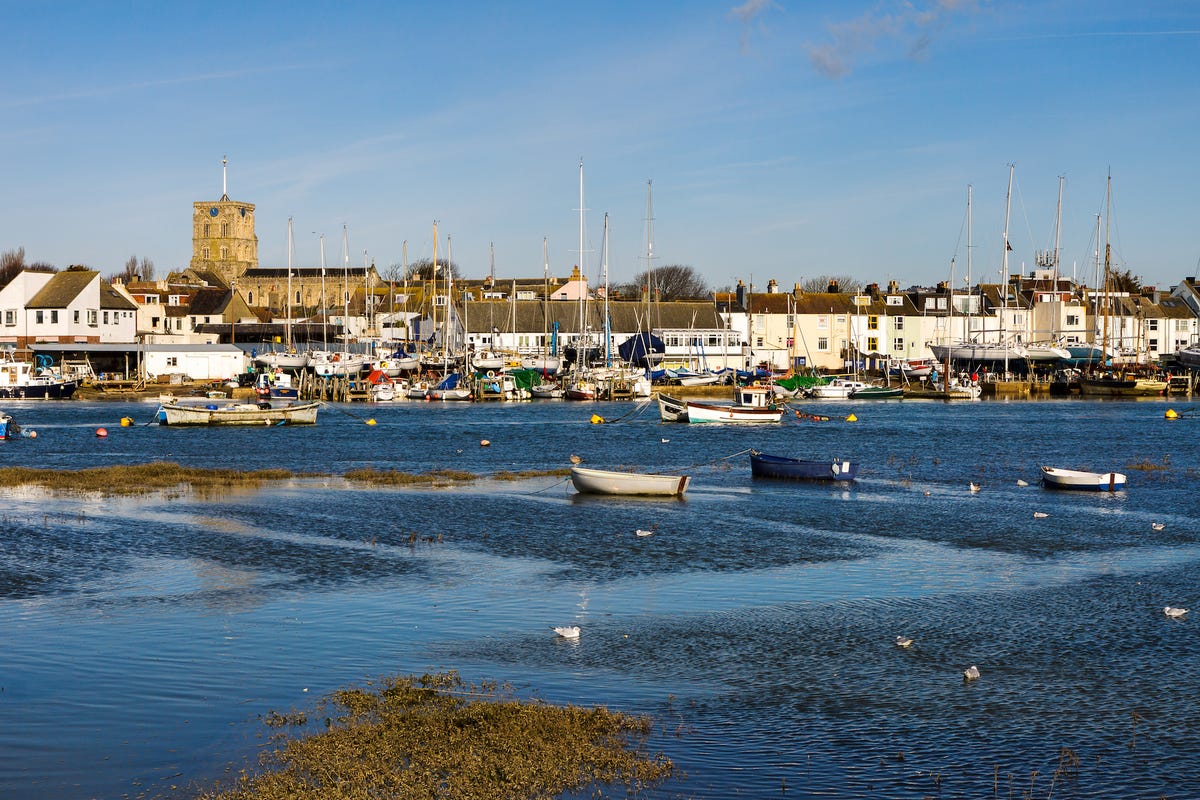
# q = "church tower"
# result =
<box><xmin>190</xmin><ymin>156</ymin><xmax>259</xmax><ymax>285</ymax></box>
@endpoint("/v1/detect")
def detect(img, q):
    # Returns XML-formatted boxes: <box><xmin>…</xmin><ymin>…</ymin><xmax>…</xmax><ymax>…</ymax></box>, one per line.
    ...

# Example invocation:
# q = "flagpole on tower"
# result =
<box><xmin>221</xmin><ymin>155</ymin><xmax>228</xmax><ymax>200</ymax></box>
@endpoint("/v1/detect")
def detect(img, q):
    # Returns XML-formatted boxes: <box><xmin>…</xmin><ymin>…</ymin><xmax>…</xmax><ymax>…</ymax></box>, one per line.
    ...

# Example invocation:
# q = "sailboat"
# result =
<box><xmin>563</xmin><ymin>160</ymin><xmax>599</xmax><ymax>401</ymax></box>
<box><xmin>427</xmin><ymin>230</ymin><xmax>472</xmax><ymax>401</ymax></box>
<box><xmin>1079</xmin><ymin>175</ymin><xmax>1167</xmax><ymax>397</ymax></box>
<box><xmin>255</xmin><ymin>218</ymin><xmax>310</xmax><ymax>371</ymax></box>
<box><xmin>312</xmin><ymin>225</ymin><xmax>369</xmax><ymax>378</ymax></box>
<box><xmin>929</xmin><ymin>168</ymin><xmax>1029</xmax><ymax>367</ymax></box>
<box><xmin>523</xmin><ymin>238</ymin><xmax>563</xmax><ymax>377</ymax></box>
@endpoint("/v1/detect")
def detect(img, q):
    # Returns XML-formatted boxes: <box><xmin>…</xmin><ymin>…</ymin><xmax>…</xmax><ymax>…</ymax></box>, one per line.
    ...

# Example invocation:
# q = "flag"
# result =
<box><xmin>1006</xmin><ymin>241</ymin><xmax>1013</xmax><ymax>251</ymax></box>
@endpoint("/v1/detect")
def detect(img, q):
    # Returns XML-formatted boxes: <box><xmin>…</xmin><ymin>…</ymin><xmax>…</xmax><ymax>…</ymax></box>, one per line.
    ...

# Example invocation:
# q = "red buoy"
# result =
<box><xmin>96</xmin><ymin>428</ymin><xmax>108</xmax><ymax>438</ymax></box>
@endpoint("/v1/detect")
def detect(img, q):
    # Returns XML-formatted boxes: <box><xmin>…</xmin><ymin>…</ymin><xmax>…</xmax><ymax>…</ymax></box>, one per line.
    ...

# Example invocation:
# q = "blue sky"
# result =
<box><xmin>4</xmin><ymin>1</ymin><xmax>1199</xmax><ymax>293</ymax></box>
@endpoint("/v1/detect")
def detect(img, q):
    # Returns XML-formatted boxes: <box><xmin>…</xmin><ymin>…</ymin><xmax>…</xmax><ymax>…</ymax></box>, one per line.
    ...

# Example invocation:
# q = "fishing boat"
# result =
<box><xmin>0</xmin><ymin>352</ymin><xmax>80</xmax><ymax>399</ymax></box>
<box><xmin>158</xmin><ymin>400</ymin><xmax>320</xmax><ymax>426</ymax></box>
<box><xmin>255</xmin><ymin>370</ymin><xmax>299</xmax><ymax>401</ymax></box>
<box><xmin>1040</xmin><ymin>466</ymin><xmax>1126</xmax><ymax>492</ymax></box>
<box><xmin>808</xmin><ymin>377</ymin><xmax>867</xmax><ymax>399</ymax></box>
<box><xmin>685</xmin><ymin>400</ymin><xmax>783</xmax><ymax>424</ymax></box>
<box><xmin>656</xmin><ymin>393</ymin><xmax>689</xmax><ymax>422</ymax></box>
<box><xmin>1078</xmin><ymin>371</ymin><xmax>1167</xmax><ymax>397</ymax></box>
<box><xmin>529</xmin><ymin>380</ymin><xmax>565</xmax><ymax>399</ymax></box>
<box><xmin>569</xmin><ymin>465</ymin><xmax>690</xmax><ymax>497</ymax></box>
<box><xmin>749</xmin><ymin>451</ymin><xmax>859</xmax><ymax>482</ymax></box>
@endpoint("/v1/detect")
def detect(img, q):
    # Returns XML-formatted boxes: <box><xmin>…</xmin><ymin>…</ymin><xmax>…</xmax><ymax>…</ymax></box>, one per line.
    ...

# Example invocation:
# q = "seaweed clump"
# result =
<box><xmin>0</xmin><ymin>461</ymin><xmax>294</xmax><ymax>495</ymax></box>
<box><xmin>199</xmin><ymin>671</ymin><xmax>674</xmax><ymax>800</ymax></box>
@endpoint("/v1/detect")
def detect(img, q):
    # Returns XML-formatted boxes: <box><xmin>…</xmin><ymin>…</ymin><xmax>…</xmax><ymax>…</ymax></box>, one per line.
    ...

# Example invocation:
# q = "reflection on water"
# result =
<box><xmin>1</xmin><ymin>398</ymin><xmax>1199</xmax><ymax>798</ymax></box>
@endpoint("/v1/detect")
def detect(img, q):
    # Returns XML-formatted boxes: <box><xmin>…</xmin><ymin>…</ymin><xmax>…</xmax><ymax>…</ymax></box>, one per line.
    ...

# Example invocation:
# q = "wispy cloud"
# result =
<box><xmin>807</xmin><ymin>0</ymin><xmax>983</xmax><ymax>78</ymax></box>
<box><xmin>730</xmin><ymin>0</ymin><xmax>781</xmax><ymax>54</ymax></box>
<box><xmin>0</xmin><ymin>63</ymin><xmax>312</xmax><ymax>110</ymax></box>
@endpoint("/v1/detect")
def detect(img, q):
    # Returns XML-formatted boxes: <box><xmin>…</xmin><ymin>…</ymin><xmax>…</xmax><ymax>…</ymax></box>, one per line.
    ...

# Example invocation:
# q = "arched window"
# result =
<box><xmin>295</xmin><ymin>290</ymin><xmax>301</xmax><ymax>304</ymax></box>
<box><xmin>247</xmin><ymin>291</ymin><xmax>253</xmax><ymax>304</ymax></box>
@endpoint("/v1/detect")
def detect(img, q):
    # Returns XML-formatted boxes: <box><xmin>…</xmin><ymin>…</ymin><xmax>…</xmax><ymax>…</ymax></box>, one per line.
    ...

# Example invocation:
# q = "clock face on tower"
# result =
<box><xmin>210</xmin><ymin>207</ymin><xmax>219</xmax><ymax>217</ymax></box>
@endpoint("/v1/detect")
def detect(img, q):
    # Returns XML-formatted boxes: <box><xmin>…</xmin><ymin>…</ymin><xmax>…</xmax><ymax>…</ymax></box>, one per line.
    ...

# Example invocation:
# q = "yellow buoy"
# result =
<box><xmin>590</xmin><ymin>414</ymin><xmax>605</xmax><ymax>424</ymax></box>
<box><xmin>1165</xmin><ymin>409</ymin><xmax>1179</xmax><ymax>420</ymax></box>
<box><xmin>119</xmin><ymin>416</ymin><xmax>133</xmax><ymax>427</ymax></box>
<box><xmin>845</xmin><ymin>413</ymin><xmax>858</xmax><ymax>422</ymax></box>
<box><xmin>365</xmin><ymin>418</ymin><xmax>377</xmax><ymax>426</ymax></box>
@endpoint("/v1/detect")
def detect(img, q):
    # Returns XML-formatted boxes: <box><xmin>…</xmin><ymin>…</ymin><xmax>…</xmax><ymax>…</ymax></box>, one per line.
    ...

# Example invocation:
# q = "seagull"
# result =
<box><xmin>1151</xmin><ymin>522</ymin><xmax>1166</xmax><ymax>531</ymax></box>
<box><xmin>969</xmin><ymin>482</ymin><xmax>981</xmax><ymax>493</ymax></box>
<box><xmin>569</xmin><ymin>454</ymin><xmax>582</xmax><ymax>465</ymax></box>
<box><xmin>894</xmin><ymin>635</ymin><xmax>914</xmax><ymax>648</ymax></box>
<box><xmin>1033</xmin><ymin>511</ymin><xmax>1049</xmax><ymax>519</ymax></box>
<box><xmin>636</xmin><ymin>529</ymin><xmax>654</xmax><ymax>537</ymax></box>
<box><xmin>660</xmin><ymin>438</ymin><xmax>669</xmax><ymax>443</ymax></box>
<box><xmin>963</xmin><ymin>665</ymin><xmax>981</xmax><ymax>681</ymax></box>
<box><xmin>1164</xmin><ymin>606</ymin><xmax>1189</xmax><ymax>618</ymax></box>
<box><xmin>552</xmin><ymin>625</ymin><xmax>581</xmax><ymax>638</ymax></box>
<box><xmin>1016</xmin><ymin>479</ymin><xmax>1029</xmax><ymax>487</ymax></box>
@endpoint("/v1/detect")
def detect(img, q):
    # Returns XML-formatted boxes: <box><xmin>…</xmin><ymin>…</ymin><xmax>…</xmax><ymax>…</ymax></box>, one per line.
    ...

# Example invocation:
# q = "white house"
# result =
<box><xmin>0</xmin><ymin>267</ymin><xmax>137</xmax><ymax>353</ymax></box>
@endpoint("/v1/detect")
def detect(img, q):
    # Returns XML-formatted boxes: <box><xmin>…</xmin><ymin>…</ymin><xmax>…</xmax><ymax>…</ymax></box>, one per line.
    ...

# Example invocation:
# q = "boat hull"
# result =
<box><xmin>159</xmin><ymin>401</ymin><xmax>320</xmax><ymax>426</ymax></box>
<box><xmin>1040</xmin><ymin>466</ymin><xmax>1126</xmax><ymax>492</ymax></box>
<box><xmin>0</xmin><ymin>379</ymin><xmax>78</xmax><ymax>399</ymax></box>
<box><xmin>569</xmin><ymin>466</ymin><xmax>690</xmax><ymax>497</ymax></box>
<box><xmin>686</xmin><ymin>400</ymin><xmax>783</xmax><ymax>424</ymax></box>
<box><xmin>1079</xmin><ymin>377</ymin><xmax>1167</xmax><ymax>397</ymax></box>
<box><xmin>656</xmin><ymin>393</ymin><xmax>688</xmax><ymax>422</ymax></box>
<box><xmin>750</xmin><ymin>452</ymin><xmax>859</xmax><ymax>482</ymax></box>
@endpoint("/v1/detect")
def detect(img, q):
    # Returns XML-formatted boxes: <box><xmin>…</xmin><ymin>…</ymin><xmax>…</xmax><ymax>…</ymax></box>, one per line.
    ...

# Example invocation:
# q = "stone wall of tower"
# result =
<box><xmin>190</xmin><ymin>200</ymin><xmax>259</xmax><ymax>284</ymax></box>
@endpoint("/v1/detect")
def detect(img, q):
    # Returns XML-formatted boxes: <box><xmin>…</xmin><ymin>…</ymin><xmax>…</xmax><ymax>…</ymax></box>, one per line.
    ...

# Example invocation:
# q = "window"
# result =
<box><xmin>204</xmin><ymin>224</ymin><xmax>210</xmax><ymax>236</ymax></box>
<box><xmin>221</xmin><ymin>222</ymin><xmax>230</xmax><ymax>237</ymax></box>
<box><xmin>87</xmin><ymin>309</ymin><xmax>98</xmax><ymax>326</ymax></box>
<box><xmin>817</xmin><ymin>337</ymin><xmax>829</xmax><ymax>351</ymax></box>
<box><xmin>434</xmin><ymin>296</ymin><xmax>447</xmax><ymax>307</ymax></box>
<box><xmin>894</xmin><ymin>317</ymin><xmax>904</xmax><ymax>330</ymax></box>
<box><xmin>817</xmin><ymin>315</ymin><xmax>829</xmax><ymax>329</ymax></box>
<box><xmin>220</xmin><ymin>246</ymin><xmax>228</xmax><ymax>260</ymax></box>
<box><xmin>151</xmin><ymin>317</ymin><xmax>160</xmax><ymax>328</ymax></box>
<box><xmin>868</xmin><ymin>315</ymin><xmax>878</xmax><ymax>330</ymax></box>
<box><xmin>894</xmin><ymin>337</ymin><xmax>904</xmax><ymax>351</ymax></box>
<box><xmin>3</xmin><ymin>310</ymin><xmax>12</xmax><ymax>326</ymax></box>
<box><xmin>755</xmin><ymin>337</ymin><xmax>763</xmax><ymax>347</ymax></box>
<box><xmin>247</xmin><ymin>292</ymin><xmax>253</xmax><ymax>304</ymax></box>
<box><xmin>74</xmin><ymin>310</ymin><xmax>80</xmax><ymax>323</ymax></box>
<box><xmin>1013</xmin><ymin>314</ymin><xmax>1024</xmax><ymax>325</ymax></box>
<box><xmin>786</xmin><ymin>314</ymin><xmax>794</xmax><ymax>329</ymax></box>
<box><xmin>1149</xmin><ymin>338</ymin><xmax>1159</xmax><ymax>351</ymax></box>
<box><xmin>103</xmin><ymin>311</ymin><xmax>109</xmax><ymax>324</ymax></box>
<box><xmin>1148</xmin><ymin>319</ymin><xmax>1158</xmax><ymax>331</ymax></box>
<box><xmin>203</xmin><ymin>247</ymin><xmax>210</xmax><ymax>259</ymax></box>
<box><xmin>295</xmin><ymin>290</ymin><xmax>301</xmax><ymax>304</ymax></box>
<box><xmin>166</xmin><ymin>357</ymin><xmax>177</xmax><ymax>367</ymax></box>
<box><xmin>35</xmin><ymin>310</ymin><xmax>44</xmax><ymax>324</ymax></box>
<box><xmin>50</xmin><ymin>310</ymin><xmax>58</xmax><ymax>324</ymax></box>
<box><xmin>886</xmin><ymin>295</ymin><xmax>904</xmax><ymax>306</ymax></box>
<box><xmin>867</xmin><ymin>337</ymin><xmax>878</xmax><ymax>352</ymax></box>
<box><xmin>1066</xmin><ymin>314</ymin><xmax>1079</xmax><ymax>326</ymax></box>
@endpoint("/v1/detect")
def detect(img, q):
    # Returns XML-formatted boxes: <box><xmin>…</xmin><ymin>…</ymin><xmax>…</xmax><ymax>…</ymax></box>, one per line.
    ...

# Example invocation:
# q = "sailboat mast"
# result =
<box><xmin>542</xmin><ymin>237</ymin><xmax>550</xmax><ymax>367</ymax></box>
<box><xmin>341</xmin><ymin>224</ymin><xmax>350</xmax><ymax>352</ymax></box>
<box><xmin>644</xmin><ymin>180</ymin><xmax>655</xmax><ymax>342</ymax></box>
<box><xmin>966</xmin><ymin>183</ymin><xmax>972</xmax><ymax>344</ymax></box>
<box><xmin>1001</xmin><ymin>164</ymin><xmax>1014</xmax><ymax>372</ymax></box>
<box><xmin>1102</xmin><ymin>175</ymin><xmax>1112</xmax><ymax>364</ymax></box>
<box><xmin>577</xmin><ymin>159</ymin><xmax>585</xmax><ymax>370</ymax></box>
<box><xmin>286</xmin><ymin>217</ymin><xmax>293</xmax><ymax>351</ymax></box>
<box><xmin>318</xmin><ymin>233</ymin><xmax>327</xmax><ymax>348</ymax></box>
<box><xmin>602</xmin><ymin>213</ymin><xmax>610</xmax><ymax>367</ymax></box>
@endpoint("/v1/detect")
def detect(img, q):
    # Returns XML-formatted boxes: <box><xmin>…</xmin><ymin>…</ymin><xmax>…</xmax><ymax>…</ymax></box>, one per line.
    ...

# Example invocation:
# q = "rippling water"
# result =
<box><xmin>2</xmin><ymin>395</ymin><xmax>1198</xmax><ymax>798</ymax></box>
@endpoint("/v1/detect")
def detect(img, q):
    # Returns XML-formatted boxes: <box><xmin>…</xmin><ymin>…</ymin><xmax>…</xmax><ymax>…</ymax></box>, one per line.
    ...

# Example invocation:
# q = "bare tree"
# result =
<box><xmin>801</xmin><ymin>274</ymin><xmax>863</xmax><ymax>293</ymax></box>
<box><xmin>620</xmin><ymin>264</ymin><xmax>711</xmax><ymax>301</ymax></box>
<box><xmin>0</xmin><ymin>247</ymin><xmax>56</xmax><ymax>288</ymax></box>
<box><xmin>110</xmin><ymin>255</ymin><xmax>155</xmax><ymax>283</ymax></box>
<box><xmin>406</xmin><ymin>257</ymin><xmax>460</xmax><ymax>282</ymax></box>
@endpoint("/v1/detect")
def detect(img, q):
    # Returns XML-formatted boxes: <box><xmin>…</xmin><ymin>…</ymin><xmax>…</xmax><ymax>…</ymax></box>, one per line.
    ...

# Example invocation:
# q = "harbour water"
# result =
<box><xmin>2</xmin><ymin>396</ymin><xmax>1199</xmax><ymax>798</ymax></box>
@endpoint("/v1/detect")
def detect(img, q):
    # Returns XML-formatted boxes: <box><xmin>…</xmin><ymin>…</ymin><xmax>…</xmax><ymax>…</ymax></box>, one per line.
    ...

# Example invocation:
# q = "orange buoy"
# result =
<box><xmin>96</xmin><ymin>428</ymin><xmax>109</xmax><ymax>438</ymax></box>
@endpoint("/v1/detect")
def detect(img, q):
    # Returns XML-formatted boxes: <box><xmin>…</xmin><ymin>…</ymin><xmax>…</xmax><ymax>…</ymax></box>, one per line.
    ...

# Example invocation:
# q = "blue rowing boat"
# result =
<box><xmin>749</xmin><ymin>451</ymin><xmax>859</xmax><ymax>482</ymax></box>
